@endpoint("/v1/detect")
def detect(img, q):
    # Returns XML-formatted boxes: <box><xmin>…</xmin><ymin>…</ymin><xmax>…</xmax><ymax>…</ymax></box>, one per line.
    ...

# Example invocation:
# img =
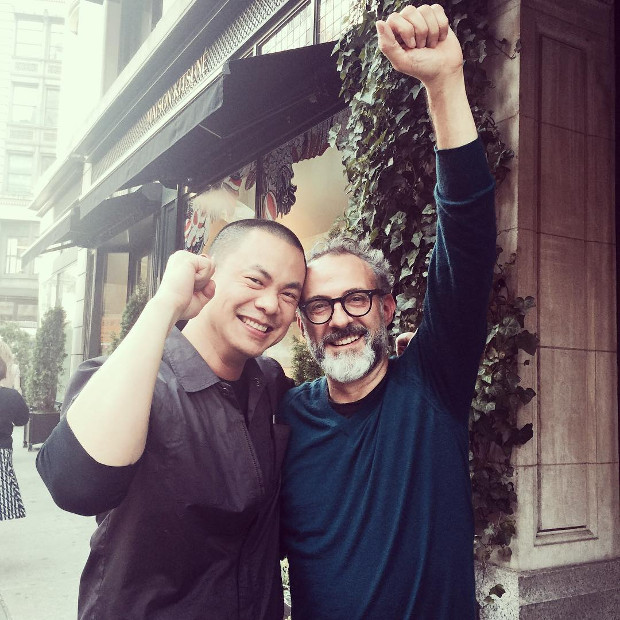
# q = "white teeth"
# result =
<box><xmin>333</xmin><ymin>335</ymin><xmax>360</xmax><ymax>346</ymax></box>
<box><xmin>241</xmin><ymin>317</ymin><xmax>268</xmax><ymax>332</ymax></box>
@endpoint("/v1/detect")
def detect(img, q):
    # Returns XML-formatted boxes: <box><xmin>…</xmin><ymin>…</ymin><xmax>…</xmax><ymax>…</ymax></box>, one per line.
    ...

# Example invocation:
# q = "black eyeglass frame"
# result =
<box><xmin>298</xmin><ymin>289</ymin><xmax>388</xmax><ymax>325</ymax></box>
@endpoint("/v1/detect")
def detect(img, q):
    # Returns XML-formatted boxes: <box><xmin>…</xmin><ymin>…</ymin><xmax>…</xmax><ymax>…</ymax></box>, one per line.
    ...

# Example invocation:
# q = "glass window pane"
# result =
<box><xmin>186</xmin><ymin>162</ymin><xmax>257</xmax><ymax>254</ymax></box>
<box><xmin>319</xmin><ymin>0</ymin><xmax>354</xmax><ymax>42</ymax></box>
<box><xmin>6</xmin><ymin>153</ymin><xmax>34</xmax><ymax>193</ymax></box>
<box><xmin>100</xmin><ymin>253</ymin><xmax>129</xmax><ymax>355</ymax></box>
<box><xmin>12</xmin><ymin>83</ymin><xmax>39</xmax><ymax>124</ymax></box>
<box><xmin>44</xmin><ymin>87</ymin><xmax>59</xmax><ymax>126</ymax></box>
<box><xmin>48</xmin><ymin>21</ymin><xmax>64</xmax><ymax>60</ymax></box>
<box><xmin>15</xmin><ymin>18</ymin><xmax>44</xmax><ymax>58</ymax></box>
<box><xmin>4</xmin><ymin>237</ymin><xmax>29</xmax><ymax>274</ymax></box>
<box><xmin>259</xmin><ymin>3</ymin><xmax>313</xmax><ymax>54</ymax></box>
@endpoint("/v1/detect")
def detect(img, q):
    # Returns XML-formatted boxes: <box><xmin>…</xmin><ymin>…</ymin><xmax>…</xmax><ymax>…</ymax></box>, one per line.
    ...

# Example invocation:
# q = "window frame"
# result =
<box><xmin>11</xmin><ymin>82</ymin><xmax>40</xmax><ymax>125</ymax></box>
<box><xmin>43</xmin><ymin>86</ymin><xmax>60</xmax><ymax>127</ymax></box>
<box><xmin>14</xmin><ymin>15</ymin><xmax>45</xmax><ymax>59</ymax></box>
<box><xmin>5</xmin><ymin>151</ymin><xmax>34</xmax><ymax>195</ymax></box>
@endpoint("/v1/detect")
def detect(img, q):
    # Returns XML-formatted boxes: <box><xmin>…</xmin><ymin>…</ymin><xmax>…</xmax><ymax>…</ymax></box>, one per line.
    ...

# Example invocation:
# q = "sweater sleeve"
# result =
<box><xmin>36</xmin><ymin>358</ymin><xmax>139</xmax><ymax>516</ymax></box>
<box><xmin>410</xmin><ymin>137</ymin><xmax>496</xmax><ymax>418</ymax></box>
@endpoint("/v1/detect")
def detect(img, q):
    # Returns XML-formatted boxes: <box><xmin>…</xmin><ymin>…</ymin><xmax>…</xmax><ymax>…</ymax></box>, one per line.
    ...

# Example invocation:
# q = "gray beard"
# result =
<box><xmin>307</xmin><ymin>322</ymin><xmax>389</xmax><ymax>384</ymax></box>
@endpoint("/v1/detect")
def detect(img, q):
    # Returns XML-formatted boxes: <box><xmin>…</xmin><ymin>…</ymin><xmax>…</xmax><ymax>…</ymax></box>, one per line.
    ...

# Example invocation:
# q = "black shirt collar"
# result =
<box><xmin>162</xmin><ymin>327</ymin><xmax>264</xmax><ymax>393</ymax></box>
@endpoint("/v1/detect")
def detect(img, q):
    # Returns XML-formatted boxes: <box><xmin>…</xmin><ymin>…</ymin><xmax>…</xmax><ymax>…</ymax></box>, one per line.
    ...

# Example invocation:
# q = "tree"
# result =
<box><xmin>109</xmin><ymin>281</ymin><xmax>149</xmax><ymax>353</ymax></box>
<box><xmin>26</xmin><ymin>307</ymin><xmax>67</xmax><ymax>411</ymax></box>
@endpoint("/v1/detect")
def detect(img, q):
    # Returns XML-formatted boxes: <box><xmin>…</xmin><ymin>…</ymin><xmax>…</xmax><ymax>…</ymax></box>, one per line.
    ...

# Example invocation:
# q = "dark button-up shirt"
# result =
<box><xmin>37</xmin><ymin>328</ymin><xmax>292</xmax><ymax>619</ymax></box>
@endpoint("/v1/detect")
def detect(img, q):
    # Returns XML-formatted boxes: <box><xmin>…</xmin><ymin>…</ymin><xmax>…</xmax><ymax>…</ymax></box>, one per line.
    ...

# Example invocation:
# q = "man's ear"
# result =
<box><xmin>296</xmin><ymin>313</ymin><xmax>307</xmax><ymax>338</ymax></box>
<box><xmin>383</xmin><ymin>294</ymin><xmax>397</xmax><ymax>324</ymax></box>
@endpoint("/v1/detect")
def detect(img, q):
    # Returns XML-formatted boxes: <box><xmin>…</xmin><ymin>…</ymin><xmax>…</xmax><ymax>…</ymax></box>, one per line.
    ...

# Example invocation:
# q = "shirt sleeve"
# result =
<box><xmin>5</xmin><ymin>389</ymin><xmax>29</xmax><ymax>426</ymax></box>
<box><xmin>36</xmin><ymin>358</ymin><xmax>139</xmax><ymax>516</ymax></box>
<box><xmin>410</xmin><ymin>137</ymin><xmax>497</xmax><ymax>418</ymax></box>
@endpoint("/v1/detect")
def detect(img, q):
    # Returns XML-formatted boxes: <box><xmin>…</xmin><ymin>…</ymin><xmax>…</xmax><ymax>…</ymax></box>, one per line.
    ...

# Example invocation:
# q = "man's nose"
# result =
<box><xmin>328</xmin><ymin>301</ymin><xmax>351</xmax><ymax>328</ymax></box>
<box><xmin>255</xmin><ymin>290</ymin><xmax>279</xmax><ymax>314</ymax></box>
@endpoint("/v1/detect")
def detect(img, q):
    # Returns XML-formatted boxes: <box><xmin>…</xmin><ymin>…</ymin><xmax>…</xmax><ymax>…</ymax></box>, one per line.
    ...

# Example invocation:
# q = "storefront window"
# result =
<box><xmin>100</xmin><ymin>253</ymin><xmax>129</xmax><ymax>355</ymax></box>
<box><xmin>185</xmin><ymin>162</ymin><xmax>257</xmax><ymax>254</ymax></box>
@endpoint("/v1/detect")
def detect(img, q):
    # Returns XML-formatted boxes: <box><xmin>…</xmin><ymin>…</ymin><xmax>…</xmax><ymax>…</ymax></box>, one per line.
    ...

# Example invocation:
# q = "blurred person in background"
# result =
<box><xmin>0</xmin><ymin>355</ymin><xmax>29</xmax><ymax>521</ymax></box>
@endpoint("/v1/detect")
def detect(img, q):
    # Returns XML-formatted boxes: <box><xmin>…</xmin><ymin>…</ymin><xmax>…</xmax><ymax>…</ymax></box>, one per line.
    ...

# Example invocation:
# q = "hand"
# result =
<box><xmin>377</xmin><ymin>4</ymin><xmax>463</xmax><ymax>89</ymax></box>
<box><xmin>395</xmin><ymin>331</ymin><xmax>416</xmax><ymax>356</ymax></box>
<box><xmin>155</xmin><ymin>250</ymin><xmax>216</xmax><ymax>321</ymax></box>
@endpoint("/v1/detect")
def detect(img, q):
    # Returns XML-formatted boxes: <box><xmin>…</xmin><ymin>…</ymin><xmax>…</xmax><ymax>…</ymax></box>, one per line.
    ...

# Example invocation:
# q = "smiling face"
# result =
<box><xmin>300</xmin><ymin>253</ymin><xmax>396</xmax><ymax>385</ymax></box>
<box><xmin>202</xmin><ymin>228</ymin><xmax>306</xmax><ymax>370</ymax></box>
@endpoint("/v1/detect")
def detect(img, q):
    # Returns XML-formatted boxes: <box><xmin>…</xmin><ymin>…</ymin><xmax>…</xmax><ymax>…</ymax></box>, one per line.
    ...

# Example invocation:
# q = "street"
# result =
<box><xmin>0</xmin><ymin>427</ymin><xmax>95</xmax><ymax>620</ymax></box>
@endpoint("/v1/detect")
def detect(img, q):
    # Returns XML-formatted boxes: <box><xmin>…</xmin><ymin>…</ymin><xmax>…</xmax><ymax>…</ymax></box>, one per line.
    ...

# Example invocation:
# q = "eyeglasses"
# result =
<box><xmin>299</xmin><ymin>289</ymin><xmax>387</xmax><ymax>325</ymax></box>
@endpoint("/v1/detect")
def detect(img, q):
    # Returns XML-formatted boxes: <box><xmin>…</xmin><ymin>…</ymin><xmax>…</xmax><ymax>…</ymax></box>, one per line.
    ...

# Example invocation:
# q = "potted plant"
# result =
<box><xmin>24</xmin><ymin>307</ymin><xmax>67</xmax><ymax>449</ymax></box>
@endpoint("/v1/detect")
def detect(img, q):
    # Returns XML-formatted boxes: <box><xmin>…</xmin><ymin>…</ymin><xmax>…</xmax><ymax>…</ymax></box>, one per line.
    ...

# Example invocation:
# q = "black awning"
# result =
<box><xmin>21</xmin><ymin>208</ymin><xmax>78</xmax><ymax>265</ymax></box>
<box><xmin>22</xmin><ymin>185</ymin><xmax>162</xmax><ymax>262</ymax></box>
<box><xmin>78</xmin><ymin>42</ymin><xmax>344</xmax><ymax>213</ymax></box>
<box><xmin>78</xmin><ymin>184</ymin><xmax>162</xmax><ymax>246</ymax></box>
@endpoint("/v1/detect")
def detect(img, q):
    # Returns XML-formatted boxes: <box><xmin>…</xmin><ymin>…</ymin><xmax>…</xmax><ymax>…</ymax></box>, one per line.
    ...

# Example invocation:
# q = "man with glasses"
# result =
<box><xmin>278</xmin><ymin>4</ymin><xmax>496</xmax><ymax>619</ymax></box>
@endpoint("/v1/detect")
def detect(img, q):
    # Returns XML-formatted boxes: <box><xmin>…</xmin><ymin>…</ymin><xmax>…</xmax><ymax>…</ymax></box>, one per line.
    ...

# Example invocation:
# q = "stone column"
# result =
<box><xmin>478</xmin><ymin>0</ymin><xmax>619</xmax><ymax>617</ymax></box>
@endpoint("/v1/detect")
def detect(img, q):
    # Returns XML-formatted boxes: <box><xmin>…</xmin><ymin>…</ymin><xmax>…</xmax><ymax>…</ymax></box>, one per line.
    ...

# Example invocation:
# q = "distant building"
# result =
<box><xmin>0</xmin><ymin>0</ymin><xmax>65</xmax><ymax>332</ymax></box>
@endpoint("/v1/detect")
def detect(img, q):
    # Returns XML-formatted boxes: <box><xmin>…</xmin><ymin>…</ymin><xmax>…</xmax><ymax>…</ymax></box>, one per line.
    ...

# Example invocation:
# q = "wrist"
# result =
<box><xmin>425</xmin><ymin>72</ymin><xmax>477</xmax><ymax>150</ymax></box>
<box><xmin>146</xmin><ymin>294</ymin><xmax>185</xmax><ymax>330</ymax></box>
<box><xmin>423</xmin><ymin>68</ymin><xmax>466</xmax><ymax>104</ymax></box>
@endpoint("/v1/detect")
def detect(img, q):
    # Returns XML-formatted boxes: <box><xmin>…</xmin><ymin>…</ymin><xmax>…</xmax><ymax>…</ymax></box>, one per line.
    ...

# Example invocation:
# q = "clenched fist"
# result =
<box><xmin>156</xmin><ymin>250</ymin><xmax>217</xmax><ymax>322</ymax></box>
<box><xmin>377</xmin><ymin>4</ymin><xmax>463</xmax><ymax>88</ymax></box>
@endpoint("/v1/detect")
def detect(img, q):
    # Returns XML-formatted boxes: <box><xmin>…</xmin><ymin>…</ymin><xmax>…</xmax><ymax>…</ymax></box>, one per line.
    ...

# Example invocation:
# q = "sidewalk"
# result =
<box><xmin>0</xmin><ymin>428</ymin><xmax>95</xmax><ymax>620</ymax></box>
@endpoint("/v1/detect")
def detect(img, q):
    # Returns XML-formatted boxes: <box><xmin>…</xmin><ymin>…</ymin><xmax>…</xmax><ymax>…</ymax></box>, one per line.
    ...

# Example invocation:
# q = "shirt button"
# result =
<box><xmin>253</xmin><ymin>378</ymin><xmax>261</xmax><ymax>387</ymax></box>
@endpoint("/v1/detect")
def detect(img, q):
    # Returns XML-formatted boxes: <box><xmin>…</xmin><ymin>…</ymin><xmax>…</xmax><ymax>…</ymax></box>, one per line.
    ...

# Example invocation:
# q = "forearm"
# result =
<box><xmin>66</xmin><ymin>296</ymin><xmax>179</xmax><ymax>466</ymax></box>
<box><xmin>425</xmin><ymin>70</ymin><xmax>477</xmax><ymax>150</ymax></box>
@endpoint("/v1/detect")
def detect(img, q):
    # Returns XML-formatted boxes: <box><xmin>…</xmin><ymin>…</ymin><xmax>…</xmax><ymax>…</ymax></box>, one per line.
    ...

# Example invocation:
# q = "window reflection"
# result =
<box><xmin>185</xmin><ymin>163</ymin><xmax>257</xmax><ymax>255</ymax></box>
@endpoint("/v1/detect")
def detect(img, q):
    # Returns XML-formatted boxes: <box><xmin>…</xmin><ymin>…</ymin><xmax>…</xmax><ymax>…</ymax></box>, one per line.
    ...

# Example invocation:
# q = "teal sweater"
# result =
<box><xmin>279</xmin><ymin>138</ymin><xmax>496</xmax><ymax>620</ymax></box>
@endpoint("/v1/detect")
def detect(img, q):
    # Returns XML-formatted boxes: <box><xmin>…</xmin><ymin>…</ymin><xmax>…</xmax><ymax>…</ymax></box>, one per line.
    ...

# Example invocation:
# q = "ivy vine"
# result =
<box><xmin>326</xmin><ymin>0</ymin><xmax>538</xmax><ymax>587</ymax></box>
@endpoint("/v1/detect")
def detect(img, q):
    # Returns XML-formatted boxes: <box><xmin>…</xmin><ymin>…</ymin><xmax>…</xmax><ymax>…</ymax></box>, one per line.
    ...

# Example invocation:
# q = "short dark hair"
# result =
<box><xmin>0</xmin><ymin>357</ymin><xmax>6</xmax><ymax>381</ymax></box>
<box><xmin>209</xmin><ymin>219</ymin><xmax>305</xmax><ymax>265</ymax></box>
<box><xmin>307</xmin><ymin>236</ymin><xmax>394</xmax><ymax>292</ymax></box>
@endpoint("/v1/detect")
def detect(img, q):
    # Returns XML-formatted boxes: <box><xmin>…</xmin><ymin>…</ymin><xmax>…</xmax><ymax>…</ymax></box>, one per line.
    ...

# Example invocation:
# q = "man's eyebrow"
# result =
<box><xmin>303</xmin><ymin>288</ymin><xmax>367</xmax><ymax>303</ymax></box>
<box><xmin>248</xmin><ymin>264</ymin><xmax>303</xmax><ymax>291</ymax></box>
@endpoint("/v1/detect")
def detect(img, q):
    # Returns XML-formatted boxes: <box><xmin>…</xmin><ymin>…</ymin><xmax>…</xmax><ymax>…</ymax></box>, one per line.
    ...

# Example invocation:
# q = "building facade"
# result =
<box><xmin>0</xmin><ymin>0</ymin><xmax>65</xmax><ymax>333</ymax></box>
<box><xmin>25</xmin><ymin>0</ymin><xmax>618</xmax><ymax>616</ymax></box>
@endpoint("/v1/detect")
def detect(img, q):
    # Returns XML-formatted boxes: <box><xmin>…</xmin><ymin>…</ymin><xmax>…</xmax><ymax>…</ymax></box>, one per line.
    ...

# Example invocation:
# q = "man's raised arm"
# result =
<box><xmin>377</xmin><ymin>5</ymin><xmax>496</xmax><ymax>416</ymax></box>
<box><xmin>376</xmin><ymin>3</ymin><xmax>477</xmax><ymax>149</ymax></box>
<box><xmin>57</xmin><ymin>251</ymin><xmax>214</xmax><ymax>467</ymax></box>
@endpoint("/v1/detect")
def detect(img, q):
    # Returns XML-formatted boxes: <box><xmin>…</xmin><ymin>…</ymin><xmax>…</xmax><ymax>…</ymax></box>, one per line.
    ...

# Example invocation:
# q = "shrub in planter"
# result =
<box><xmin>109</xmin><ymin>280</ymin><xmax>148</xmax><ymax>353</ymax></box>
<box><xmin>24</xmin><ymin>307</ymin><xmax>67</xmax><ymax>448</ymax></box>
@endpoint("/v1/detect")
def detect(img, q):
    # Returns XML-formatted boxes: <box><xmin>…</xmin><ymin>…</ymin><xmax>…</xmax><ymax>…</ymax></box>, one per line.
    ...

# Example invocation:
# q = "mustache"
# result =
<box><xmin>322</xmin><ymin>324</ymin><xmax>369</xmax><ymax>345</ymax></box>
